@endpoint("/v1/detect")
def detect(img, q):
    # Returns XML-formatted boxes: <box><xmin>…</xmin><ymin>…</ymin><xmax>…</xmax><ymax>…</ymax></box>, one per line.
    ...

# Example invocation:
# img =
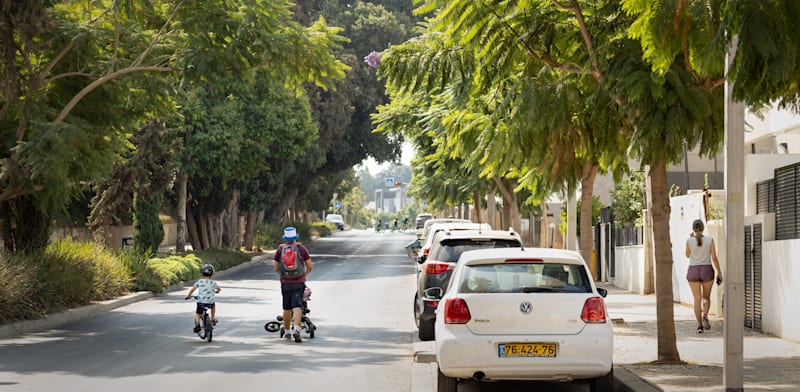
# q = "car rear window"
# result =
<box><xmin>432</xmin><ymin>239</ymin><xmax>521</xmax><ymax>263</ymax></box>
<box><xmin>458</xmin><ymin>263</ymin><xmax>592</xmax><ymax>293</ymax></box>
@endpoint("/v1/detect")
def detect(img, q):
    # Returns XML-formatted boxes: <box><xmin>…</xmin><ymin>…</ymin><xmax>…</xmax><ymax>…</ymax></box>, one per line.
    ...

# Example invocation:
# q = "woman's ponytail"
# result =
<box><xmin>692</xmin><ymin>219</ymin><xmax>705</xmax><ymax>246</ymax></box>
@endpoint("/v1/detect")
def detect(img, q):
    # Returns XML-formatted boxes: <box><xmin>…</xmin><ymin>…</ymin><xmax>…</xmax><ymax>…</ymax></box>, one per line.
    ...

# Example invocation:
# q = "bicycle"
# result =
<box><xmin>186</xmin><ymin>295</ymin><xmax>214</xmax><ymax>342</ymax></box>
<box><xmin>264</xmin><ymin>298</ymin><xmax>316</xmax><ymax>340</ymax></box>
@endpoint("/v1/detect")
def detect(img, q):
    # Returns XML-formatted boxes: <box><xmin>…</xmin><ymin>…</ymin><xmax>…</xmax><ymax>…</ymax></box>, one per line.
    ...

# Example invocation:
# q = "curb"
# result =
<box><xmin>614</xmin><ymin>365</ymin><xmax>663</xmax><ymax>392</ymax></box>
<box><xmin>0</xmin><ymin>255</ymin><xmax>272</xmax><ymax>340</ymax></box>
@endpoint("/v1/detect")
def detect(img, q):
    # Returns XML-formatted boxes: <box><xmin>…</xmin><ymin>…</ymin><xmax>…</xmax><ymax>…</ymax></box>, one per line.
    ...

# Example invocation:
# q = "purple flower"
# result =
<box><xmin>364</xmin><ymin>51</ymin><xmax>382</xmax><ymax>68</ymax></box>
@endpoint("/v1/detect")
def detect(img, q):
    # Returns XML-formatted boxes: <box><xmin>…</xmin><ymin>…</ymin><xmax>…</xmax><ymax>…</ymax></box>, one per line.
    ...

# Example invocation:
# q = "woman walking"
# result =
<box><xmin>685</xmin><ymin>219</ymin><xmax>723</xmax><ymax>333</ymax></box>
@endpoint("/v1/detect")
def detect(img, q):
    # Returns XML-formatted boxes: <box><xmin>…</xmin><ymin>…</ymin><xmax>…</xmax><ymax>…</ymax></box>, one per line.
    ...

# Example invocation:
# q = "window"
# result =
<box><xmin>459</xmin><ymin>263</ymin><xmax>592</xmax><ymax>294</ymax></box>
<box><xmin>433</xmin><ymin>239</ymin><xmax>521</xmax><ymax>263</ymax></box>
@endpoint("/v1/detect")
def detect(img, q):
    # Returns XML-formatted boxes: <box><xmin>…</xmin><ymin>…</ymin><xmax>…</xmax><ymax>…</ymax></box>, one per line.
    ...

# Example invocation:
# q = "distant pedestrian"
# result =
<box><xmin>684</xmin><ymin>219</ymin><xmax>723</xmax><ymax>334</ymax></box>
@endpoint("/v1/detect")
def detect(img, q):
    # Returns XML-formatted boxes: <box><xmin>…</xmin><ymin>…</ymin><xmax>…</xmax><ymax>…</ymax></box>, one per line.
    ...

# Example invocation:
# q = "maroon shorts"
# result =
<box><xmin>687</xmin><ymin>265</ymin><xmax>715</xmax><ymax>283</ymax></box>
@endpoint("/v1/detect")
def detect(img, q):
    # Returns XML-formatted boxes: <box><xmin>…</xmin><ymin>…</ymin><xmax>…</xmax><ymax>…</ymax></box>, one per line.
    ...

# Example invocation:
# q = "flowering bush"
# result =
<box><xmin>364</xmin><ymin>51</ymin><xmax>382</xmax><ymax>68</ymax></box>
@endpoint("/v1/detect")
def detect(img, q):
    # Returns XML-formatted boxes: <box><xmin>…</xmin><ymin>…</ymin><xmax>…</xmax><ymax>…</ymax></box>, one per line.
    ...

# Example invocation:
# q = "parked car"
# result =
<box><xmin>406</xmin><ymin>218</ymin><xmax>473</xmax><ymax>260</ymax></box>
<box><xmin>325</xmin><ymin>214</ymin><xmax>345</xmax><ymax>230</ymax></box>
<box><xmin>414</xmin><ymin>228</ymin><xmax>520</xmax><ymax>340</ymax></box>
<box><xmin>414</xmin><ymin>213</ymin><xmax>434</xmax><ymax>229</ymax></box>
<box><xmin>428</xmin><ymin>247</ymin><xmax>613</xmax><ymax>392</ymax></box>
<box><xmin>416</xmin><ymin>222</ymin><xmax>492</xmax><ymax>264</ymax></box>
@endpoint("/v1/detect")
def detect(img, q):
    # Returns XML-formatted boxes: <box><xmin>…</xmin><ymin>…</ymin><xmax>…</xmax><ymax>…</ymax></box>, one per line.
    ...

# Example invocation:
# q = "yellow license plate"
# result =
<box><xmin>498</xmin><ymin>343</ymin><xmax>558</xmax><ymax>357</ymax></box>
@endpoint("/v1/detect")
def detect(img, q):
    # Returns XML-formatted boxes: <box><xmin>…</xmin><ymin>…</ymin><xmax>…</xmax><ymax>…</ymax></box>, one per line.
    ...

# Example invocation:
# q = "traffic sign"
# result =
<box><xmin>334</xmin><ymin>201</ymin><xmax>341</xmax><ymax>209</ymax></box>
<box><xmin>385</xmin><ymin>178</ymin><xmax>394</xmax><ymax>187</ymax></box>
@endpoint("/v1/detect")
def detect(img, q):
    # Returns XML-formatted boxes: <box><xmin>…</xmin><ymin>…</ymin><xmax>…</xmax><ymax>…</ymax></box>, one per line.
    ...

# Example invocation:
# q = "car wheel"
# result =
<box><xmin>589</xmin><ymin>369</ymin><xmax>613</xmax><ymax>392</ymax></box>
<box><xmin>413</xmin><ymin>294</ymin><xmax>421</xmax><ymax>328</ymax></box>
<box><xmin>418</xmin><ymin>318</ymin><xmax>435</xmax><ymax>341</ymax></box>
<box><xmin>437</xmin><ymin>368</ymin><xmax>457</xmax><ymax>392</ymax></box>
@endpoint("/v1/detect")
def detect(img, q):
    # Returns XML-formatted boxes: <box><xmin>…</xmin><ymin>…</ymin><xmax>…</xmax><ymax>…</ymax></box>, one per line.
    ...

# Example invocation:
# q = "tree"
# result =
<box><xmin>0</xmin><ymin>0</ymin><xmax>348</xmax><ymax>252</ymax></box>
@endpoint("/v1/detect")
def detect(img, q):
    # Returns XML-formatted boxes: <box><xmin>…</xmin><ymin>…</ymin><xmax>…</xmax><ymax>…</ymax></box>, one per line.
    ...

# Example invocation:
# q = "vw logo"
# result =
<box><xmin>519</xmin><ymin>301</ymin><xmax>532</xmax><ymax>314</ymax></box>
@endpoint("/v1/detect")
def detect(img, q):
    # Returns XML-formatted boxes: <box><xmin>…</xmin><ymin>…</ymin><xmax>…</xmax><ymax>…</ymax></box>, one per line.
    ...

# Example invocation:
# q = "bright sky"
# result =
<box><xmin>357</xmin><ymin>142</ymin><xmax>415</xmax><ymax>174</ymax></box>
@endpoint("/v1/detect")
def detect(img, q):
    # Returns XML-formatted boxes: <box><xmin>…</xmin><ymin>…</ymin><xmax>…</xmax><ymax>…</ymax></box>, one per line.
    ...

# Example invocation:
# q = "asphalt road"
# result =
<box><xmin>0</xmin><ymin>229</ymin><xmax>592</xmax><ymax>392</ymax></box>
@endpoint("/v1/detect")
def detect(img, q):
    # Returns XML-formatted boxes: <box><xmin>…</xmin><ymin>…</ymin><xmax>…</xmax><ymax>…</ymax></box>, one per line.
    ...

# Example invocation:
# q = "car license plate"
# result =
<box><xmin>498</xmin><ymin>343</ymin><xmax>557</xmax><ymax>357</ymax></box>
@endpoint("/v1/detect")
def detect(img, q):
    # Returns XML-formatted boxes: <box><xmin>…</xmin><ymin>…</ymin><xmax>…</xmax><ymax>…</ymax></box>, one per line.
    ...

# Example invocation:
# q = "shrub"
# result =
<box><xmin>147</xmin><ymin>249</ymin><xmax>251</xmax><ymax>287</ymax></box>
<box><xmin>0</xmin><ymin>239</ymin><xmax>133</xmax><ymax>324</ymax></box>
<box><xmin>119</xmin><ymin>249</ymin><xmax>164</xmax><ymax>293</ymax></box>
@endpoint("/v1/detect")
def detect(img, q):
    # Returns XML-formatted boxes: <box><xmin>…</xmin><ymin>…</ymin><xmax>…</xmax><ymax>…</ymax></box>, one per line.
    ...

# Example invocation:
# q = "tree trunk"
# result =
<box><xmin>487</xmin><ymin>190</ymin><xmax>497</xmax><ymax>228</ymax></box>
<box><xmin>473</xmin><ymin>192</ymin><xmax>482</xmax><ymax>224</ymax></box>
<box><xmin>243</xmin><ymin>210</ymin><xmax>258</xmax><ymax>251</ymax></box>
<box><xmin>186</xmin><ymin>206</ymin><xmax>201</xmax><ymax>250</ymax></box>
<box><xmin>541</xmin><ymin>203</ymin><xmax>549</xmax><ymax>247</ymax></box>
<box><xmin>266</xmin><ymin>187</ymin><xmax>299</xmax><ymax>224</ymax></box>
<box><xmin>176</xmin><ymin>172</ymin><xmax>187</xmax><ymax>252</ymax></box>
<box><xmin>198</xmin><ymin>210</ymin><xmax>210</xmax><ymax>250</ymax></box>
<box><xmin>493</xmin><ymin>177</ymin><xmax>521</xmax><ymax>233</ymax></box>
<box><xmin>580</xmin><ymin>163</ymin><xmax>599</xmax><ymax>265</ymax></box>
<box><xmin>651</xmin><ymin>157</ymin><xmax>681</xmax><ymax>363</ymax></box>
<box><xmin>221</xmin><ymin>189</ymin><xmax>240</xmax><ymax>248</ymax></box>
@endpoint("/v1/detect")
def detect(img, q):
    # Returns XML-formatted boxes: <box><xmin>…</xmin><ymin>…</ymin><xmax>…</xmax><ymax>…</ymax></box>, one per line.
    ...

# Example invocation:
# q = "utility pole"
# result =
<box><xmin>724</xmin><ymin>34</ymin><xmax>745</xmax><ymax>392</ymax></box>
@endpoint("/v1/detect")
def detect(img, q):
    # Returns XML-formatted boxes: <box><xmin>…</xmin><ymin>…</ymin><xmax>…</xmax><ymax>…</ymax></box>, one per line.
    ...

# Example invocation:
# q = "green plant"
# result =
<box><xmin>559</xmin><ymin>196</ymin><xmax>603</xmax><ymax>236</ymax></box>
<box><xmin>611</xmin><ymin>172</ymin><xmax>646</xmax><ymax>226</ymax></box>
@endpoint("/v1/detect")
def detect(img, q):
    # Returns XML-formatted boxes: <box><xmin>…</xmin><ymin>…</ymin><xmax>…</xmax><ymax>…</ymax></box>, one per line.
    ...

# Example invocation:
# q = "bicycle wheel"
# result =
<box><xmin>203</xmin><ymin>313</ymin><xmax>213</xmax><ymax>342</ymax></box>
<box><xmin>264</xmin><ymin>321</ymin><xmax>281</xmax><ymax>333</ymax></box>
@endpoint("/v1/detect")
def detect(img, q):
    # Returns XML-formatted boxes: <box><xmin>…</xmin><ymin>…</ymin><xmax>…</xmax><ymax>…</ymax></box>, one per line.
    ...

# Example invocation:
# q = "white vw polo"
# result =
<box><xmin>430</xmin><ymin>247</ymin><xmax>613</xmax><ymax>392</ymax></box>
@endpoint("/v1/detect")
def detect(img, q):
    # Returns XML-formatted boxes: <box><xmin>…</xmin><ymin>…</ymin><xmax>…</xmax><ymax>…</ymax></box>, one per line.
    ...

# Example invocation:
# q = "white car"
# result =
<box><xmin>430</xmin><ymin>247</ymin><xmax>613</xmax><ymax>392</ymax></box>
<box><xmin>325</xmin><ymin>214</ymin><xmax>345</xmax><ymax>230</ymax></box>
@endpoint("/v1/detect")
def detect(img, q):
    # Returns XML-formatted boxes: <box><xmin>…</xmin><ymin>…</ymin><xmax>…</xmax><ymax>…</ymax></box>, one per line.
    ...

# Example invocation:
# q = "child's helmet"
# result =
<box><xmin>201</xmin><ymin>264</ymin><xmax>215</xmax><ymax>275</ymax></box>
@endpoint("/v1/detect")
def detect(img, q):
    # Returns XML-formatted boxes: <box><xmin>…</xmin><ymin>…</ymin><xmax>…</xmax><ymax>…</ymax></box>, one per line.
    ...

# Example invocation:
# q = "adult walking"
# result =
<box><xmin>684</xmin><ymin>219</ymin><xmax>723</xmax><ymax>334</ymax></box>
<box><xmin>274</xmin><ymin>226</ymin><xmax>313</xmax><ymax>342</ymax></box>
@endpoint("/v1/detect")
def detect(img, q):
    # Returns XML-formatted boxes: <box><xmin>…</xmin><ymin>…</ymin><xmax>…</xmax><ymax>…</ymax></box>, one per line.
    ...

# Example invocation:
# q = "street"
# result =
<box><xmin>1</xmin><ymin>230</ymin><xmax>589</xmax><ymax>392</ymax></box>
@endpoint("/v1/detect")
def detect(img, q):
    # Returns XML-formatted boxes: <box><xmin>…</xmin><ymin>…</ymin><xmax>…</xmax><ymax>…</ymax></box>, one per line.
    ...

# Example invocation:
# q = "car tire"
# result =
<box><xmin>413</xmin><ymin>294</ymin><xmax>421</xmax><ymax>328</ymax></box>
<box><xmin>437</xmin><ymin>368</ymin><xmax>457</xmax><ymax>392</ymax></box>
<box><xmin>589</xmin><ymin>368</ymin><xmax>613</xmax><ymax>392</ymax></box>
<box><xmin>418</xmin><ymin>318</ymin><xmax>435</xmax><ymax>341</ymax></box>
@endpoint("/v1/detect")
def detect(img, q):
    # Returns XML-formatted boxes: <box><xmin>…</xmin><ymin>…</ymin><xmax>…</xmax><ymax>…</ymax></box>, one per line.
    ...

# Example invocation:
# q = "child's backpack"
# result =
<box><xmin>280</xmin><ymin>243</ymin><xmax>305</xmax><ymax>279</ymax></box>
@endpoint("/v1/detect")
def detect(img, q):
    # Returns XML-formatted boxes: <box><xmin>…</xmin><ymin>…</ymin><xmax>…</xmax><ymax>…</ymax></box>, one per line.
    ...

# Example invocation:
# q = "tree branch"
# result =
<box><xmin>55</xmin><ymin>66</ymin><xmax>174</xmax><ymax>123</ymax></box>
<box><xmin>130</xmin><ymin>0</ymin><xmax>185</xmax><ymax>68</ymax></box>
<box><xmin>44</xmin><ymin>72</ymin><xmax>95</xmax><ymax>85</ymax></box>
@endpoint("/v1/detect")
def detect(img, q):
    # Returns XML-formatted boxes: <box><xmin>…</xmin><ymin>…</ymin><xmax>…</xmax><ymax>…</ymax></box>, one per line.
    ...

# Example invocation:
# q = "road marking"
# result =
<box><xmin>188</xmin><ymin>346</ymin><xmax>206</xmax><ymax>357</ymax></box>
<box><xmin>154</xmin><ymin>365</ymin><xmax>173</xmax><ymax>374</ymax></box>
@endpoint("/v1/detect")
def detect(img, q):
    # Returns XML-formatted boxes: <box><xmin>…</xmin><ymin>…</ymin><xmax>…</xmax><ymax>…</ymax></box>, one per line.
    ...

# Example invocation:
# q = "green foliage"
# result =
<box><xmin>611</xmin><ymin>172</ymin><xmax>646</xmax><ymax>227</ymax></box>
<box><xmin>148</xmin><ymin>249</ymin><xmax>250</xmax><ymax>288</ymax></box>
<box><xmin>118</xmin><ymin>249</ymin><xmax>163</xmax><ymax>293</ymax></box>
<box><xmin>133</xmin><ymin>193</ymin><xmax>164</xmax><ymax>256</ymax></box>
<box><xmin>0</xmin><ymin>239</ymin><xmax>132</xmax><ymax>324</ymax></box>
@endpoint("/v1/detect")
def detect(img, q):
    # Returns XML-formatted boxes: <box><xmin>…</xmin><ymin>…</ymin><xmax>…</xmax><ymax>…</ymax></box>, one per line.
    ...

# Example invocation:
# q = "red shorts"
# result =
<box><xmin>687</xmin><ymin>265</ymin><xmax>715</xmax><ymax>283</ymax></box>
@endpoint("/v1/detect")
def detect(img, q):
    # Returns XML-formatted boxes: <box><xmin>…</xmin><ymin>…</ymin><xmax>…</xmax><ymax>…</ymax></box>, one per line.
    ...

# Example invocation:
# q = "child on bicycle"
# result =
<box><xmin>185</xmin><ymin>263</ymin><xmax>221</xmax><ymax>333</ymax></box>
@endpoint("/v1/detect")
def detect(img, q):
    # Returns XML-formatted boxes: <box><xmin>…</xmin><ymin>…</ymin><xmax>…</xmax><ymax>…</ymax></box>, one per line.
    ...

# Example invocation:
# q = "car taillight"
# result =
<box><xmin>444</xmin><ymin>298</ymin><xmax>471</xmax><ymax>324</ymax></box>
<box><xmin>581</xmin><ymin>297</ymin><xmax>607</xmax><ymax>323</ymax></box>
<box><xmin>423</xmin><ymin>247</ymin><xmax>430</xmax><ymax>256</ymax></box>
<box><xmin>425</xmin><ymin>262</ymin><xmax>451</xmax><ymax>275</ymax></box>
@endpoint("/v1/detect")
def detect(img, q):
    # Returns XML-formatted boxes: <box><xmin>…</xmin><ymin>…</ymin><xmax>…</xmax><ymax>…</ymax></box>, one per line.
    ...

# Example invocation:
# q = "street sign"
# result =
<box><xmin>423</xmin><ymin>201</ymin><xmax>428</xmax><ymax>208</ymax></box>
<box><xmin>334</xmin><ymin>201</ymin><xmax>341</xmax><ymax>209</ymax></box>
<box><xmin>385</xmin><ymin>178</ymin><xmax>394</xmax><ymax>187</ymax></box>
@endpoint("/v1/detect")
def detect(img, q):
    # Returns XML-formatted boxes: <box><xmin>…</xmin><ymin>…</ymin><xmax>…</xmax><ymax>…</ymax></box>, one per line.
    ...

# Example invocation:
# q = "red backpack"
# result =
<box><xmin>280</xmin><ymin>244</ymin><xmax>305</xmax><ymax>278</ymax></box>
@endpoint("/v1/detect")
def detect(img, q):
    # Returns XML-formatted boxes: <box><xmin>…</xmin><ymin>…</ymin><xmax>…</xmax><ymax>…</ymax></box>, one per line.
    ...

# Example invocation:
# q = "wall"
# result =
<box><xmin>761</xmin><ymin>238</ymin><xmax>800</xmax><ymax>341</ymax></box>
<box><xmin>613</xmin><ymin>245</ymin><xmax>645</xmax><ymax>294</ymax></box>
<box><xmin>51</xmin><ymin>221</ymin><xmax>177</xmax><ymax>250</ymax></box>
<box><xmin>744</xmin><ymin>154</ymin><xmax>800</xmax><ymax>215</ymax></box>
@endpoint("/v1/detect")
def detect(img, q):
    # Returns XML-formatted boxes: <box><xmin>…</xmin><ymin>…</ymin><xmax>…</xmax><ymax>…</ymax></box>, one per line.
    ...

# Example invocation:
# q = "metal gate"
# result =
<box><xmin>744</xmin><ymin>224</ymin><xmax>763</xmax><ymax>331</ymax></box>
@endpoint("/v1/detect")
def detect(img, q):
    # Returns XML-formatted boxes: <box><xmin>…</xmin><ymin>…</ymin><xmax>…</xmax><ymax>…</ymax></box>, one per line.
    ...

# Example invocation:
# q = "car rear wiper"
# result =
<box><xmin>522</xmin><ymin>286</ymin><xmax>561</xmax><ymax>293</ymax></box>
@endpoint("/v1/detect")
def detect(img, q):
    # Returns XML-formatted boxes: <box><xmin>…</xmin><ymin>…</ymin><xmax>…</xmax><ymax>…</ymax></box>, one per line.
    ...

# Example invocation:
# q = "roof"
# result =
<box><xmin>457</xmin><ymin>247</ymin><xmax>586</xmax><ymax>266</ymax></box>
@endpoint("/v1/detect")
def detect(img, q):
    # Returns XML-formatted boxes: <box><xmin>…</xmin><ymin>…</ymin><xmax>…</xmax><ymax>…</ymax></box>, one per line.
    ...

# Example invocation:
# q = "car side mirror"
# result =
<box><xmin>597</xmin><ymin>287</ymin><xmax>607</xmax><ymax>298</ymax></box>
<box><xmin>417</xmin><ymin>254</ymin><xmax>427</xmax><ymax>264</ymax></box>
<box><xmin>423</xmin><ymin>287</ymin><xmax>443</xmax><ymax>301</ymax></box>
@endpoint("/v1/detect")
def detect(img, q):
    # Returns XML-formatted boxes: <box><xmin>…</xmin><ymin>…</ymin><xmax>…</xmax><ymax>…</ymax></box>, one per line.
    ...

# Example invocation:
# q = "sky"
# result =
<box><xmin>357</xmin><ymin>142</ymin><xmax>415</xmax><ymax>174</ymax></box>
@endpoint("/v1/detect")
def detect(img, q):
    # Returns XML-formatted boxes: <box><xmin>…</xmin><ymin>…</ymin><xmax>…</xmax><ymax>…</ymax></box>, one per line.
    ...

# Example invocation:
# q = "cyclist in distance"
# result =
<box><xmin>185</xmin><ymin>264</ymin><xmax>221</xmax><ymax>333</ymax></box>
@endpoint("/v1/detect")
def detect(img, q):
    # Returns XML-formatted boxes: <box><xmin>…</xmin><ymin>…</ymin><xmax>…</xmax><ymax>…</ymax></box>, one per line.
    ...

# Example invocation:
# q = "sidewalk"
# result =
<box><xmin>603</xmin><ymin>284</ymin><xmax>800</xmax><ymax>391</ymax></box>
